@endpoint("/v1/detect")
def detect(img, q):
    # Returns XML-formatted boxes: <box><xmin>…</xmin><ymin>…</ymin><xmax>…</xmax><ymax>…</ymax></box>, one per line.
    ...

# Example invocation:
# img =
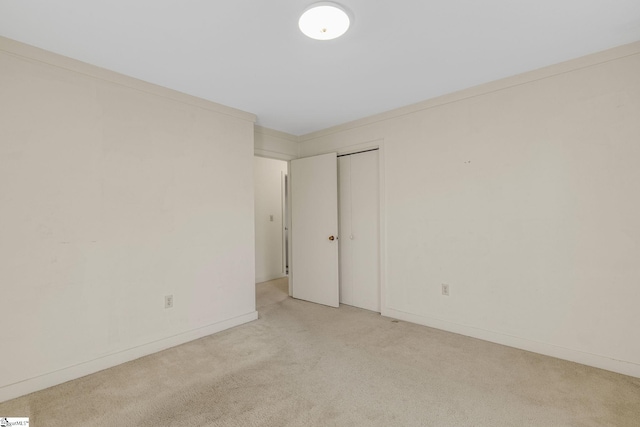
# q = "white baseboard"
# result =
<box><xmin>256</xmin><ymin>273</ymin><xmax>287</xmax><ymax>284</ymax></box>
<box><xmin>0</xmin><ymin>311</ymin><xmax>258</xmax><ymax>403</ymax></box>
<box><xmin>382</xmin><ymin>307</ymin><xmax>640</xmax><ymax>379</ymax></box>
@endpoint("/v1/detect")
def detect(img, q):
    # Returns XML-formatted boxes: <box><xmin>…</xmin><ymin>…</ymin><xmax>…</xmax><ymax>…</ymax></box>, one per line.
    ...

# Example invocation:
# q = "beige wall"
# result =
<box><xmin>0</xmin><ymin>38</ymin><xmax>257</xmax><ymax>401</ymax></box>
<box><xmin>298</xmin><ymin>42</ymin><xmax>640</xmax><ymax>377</ymax></box>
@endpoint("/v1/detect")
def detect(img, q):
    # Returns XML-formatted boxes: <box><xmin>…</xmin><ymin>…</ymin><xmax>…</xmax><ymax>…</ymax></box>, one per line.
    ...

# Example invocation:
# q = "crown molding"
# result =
<box><xmin>299</xmin><ymin>40</ymin><xmax>640</xmax><ymax>143</ymax></box>
<box><xmin>254</xmin><ymin>125</ymin><xmax>300</xmax><ymax>142</ymax></box>
<box><xmin>0</xmin><ymin>36</ymin><xmax>256</xmax><ymax>123</ymax></box>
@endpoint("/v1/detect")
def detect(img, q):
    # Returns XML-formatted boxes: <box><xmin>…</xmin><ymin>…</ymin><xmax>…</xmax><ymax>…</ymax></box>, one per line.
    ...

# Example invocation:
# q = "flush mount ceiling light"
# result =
<box><xmin>299</xmin><ymin>2</ymin><xmax>351</xmax><ymax>41</ymax></box>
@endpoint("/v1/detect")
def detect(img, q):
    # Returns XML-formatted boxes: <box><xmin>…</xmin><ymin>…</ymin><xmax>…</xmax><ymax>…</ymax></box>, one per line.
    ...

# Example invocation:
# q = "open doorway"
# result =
<box><xmin>254</xmin><ymin>156</ymin><xmax>289</xmax><ymax>294</ymax></box>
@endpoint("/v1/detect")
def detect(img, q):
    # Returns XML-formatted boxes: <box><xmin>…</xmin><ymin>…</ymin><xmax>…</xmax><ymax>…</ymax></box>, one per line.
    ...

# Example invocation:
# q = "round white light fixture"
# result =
<box><xmin>299</xmin><ymin>2</ymin><xmax>351</xmax><ymax>41</ymax></box>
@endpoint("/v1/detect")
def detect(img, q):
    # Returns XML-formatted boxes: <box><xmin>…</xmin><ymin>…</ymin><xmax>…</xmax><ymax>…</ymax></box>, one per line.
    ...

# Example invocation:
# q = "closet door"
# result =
<box><xmin>291</xmin><ymin>153</ymin><xmax>340</xmax><ymax>308</ymax></box>
<box><xmin>338</xmin><ymin>150</ymin><xmax>380</xmax><ymax>312</ymax></box>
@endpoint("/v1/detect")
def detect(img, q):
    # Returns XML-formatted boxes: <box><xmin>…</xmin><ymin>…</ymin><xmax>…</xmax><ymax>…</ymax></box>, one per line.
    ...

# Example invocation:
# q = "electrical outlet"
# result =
<box><xmin>441</xmin><ymin>284</ymin><xmax>450</xmax><ymax>296</ymax></box>
<box><xmin>165</xmin><ymin>295</ymin><xmax>174</xmax><ymax>309</ymax></box>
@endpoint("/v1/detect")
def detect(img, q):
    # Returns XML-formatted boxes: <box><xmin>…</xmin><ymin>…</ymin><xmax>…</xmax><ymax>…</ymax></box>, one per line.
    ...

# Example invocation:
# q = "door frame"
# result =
<box><xmin>253</xmin><ymin>150</ymin><xmax>295</xmax><ymax>297</ymax></box>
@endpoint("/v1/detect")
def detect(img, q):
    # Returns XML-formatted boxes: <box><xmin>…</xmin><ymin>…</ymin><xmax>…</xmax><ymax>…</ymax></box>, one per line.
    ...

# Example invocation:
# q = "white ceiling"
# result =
<box><xmin>1</xmin><ymin>1</ymin><xmax>640</xmax><ymax>135</ymax></box>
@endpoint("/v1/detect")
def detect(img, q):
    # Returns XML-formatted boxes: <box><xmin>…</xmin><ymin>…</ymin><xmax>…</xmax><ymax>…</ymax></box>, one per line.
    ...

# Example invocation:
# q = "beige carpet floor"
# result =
<box><xmin>1</xmin><ymin>277</ymin><xmax>639</xmax><ymax>426</ymax></box>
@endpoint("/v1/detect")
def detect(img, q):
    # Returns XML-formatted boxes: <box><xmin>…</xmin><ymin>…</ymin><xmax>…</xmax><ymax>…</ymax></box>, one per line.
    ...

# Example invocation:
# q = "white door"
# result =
<box><xmin>290</xmin><ymin>153</ymin><xmax>339</xmax><ymax>307</ymax></box>
<box><xmin>338</xmin><ymin>150</ymin><xmax>380</xmax><ymax>312</ymax></box>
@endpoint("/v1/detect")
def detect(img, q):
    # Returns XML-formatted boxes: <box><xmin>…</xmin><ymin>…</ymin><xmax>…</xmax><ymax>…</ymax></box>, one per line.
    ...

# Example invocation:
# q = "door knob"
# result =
<box><xmin>329</xmin><ymin>235</ymin><xmax>335</xmax><ymax>241</ymax></box>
